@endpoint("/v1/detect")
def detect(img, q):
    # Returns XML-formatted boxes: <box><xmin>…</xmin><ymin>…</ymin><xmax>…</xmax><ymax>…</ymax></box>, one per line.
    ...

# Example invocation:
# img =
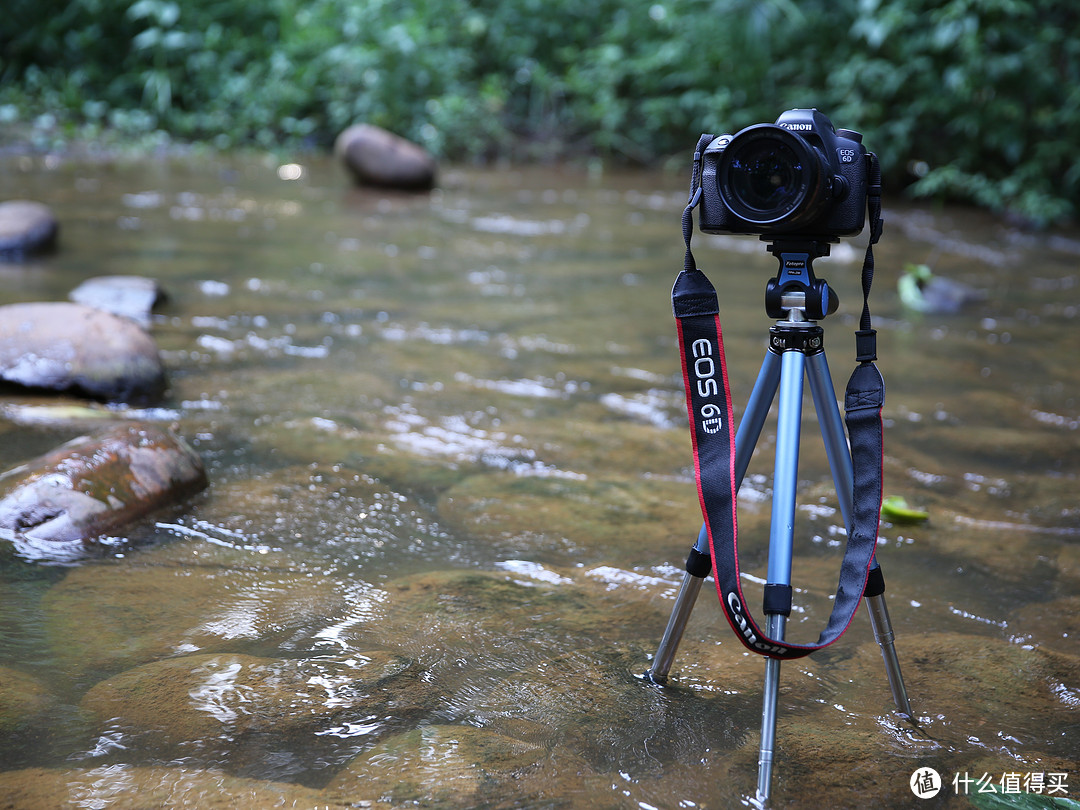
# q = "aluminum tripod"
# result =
<box><xmin>647</xmin><ymin>284</ymin><xmax>913</xmax><ymax>806</ymax></box>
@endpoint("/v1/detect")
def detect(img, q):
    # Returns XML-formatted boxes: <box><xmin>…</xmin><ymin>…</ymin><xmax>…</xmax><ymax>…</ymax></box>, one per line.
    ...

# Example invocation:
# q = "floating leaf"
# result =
<box><xmin>881</xmin><ymin>495</ymin><xmax>929</xmax><ymax>524</ymax></box>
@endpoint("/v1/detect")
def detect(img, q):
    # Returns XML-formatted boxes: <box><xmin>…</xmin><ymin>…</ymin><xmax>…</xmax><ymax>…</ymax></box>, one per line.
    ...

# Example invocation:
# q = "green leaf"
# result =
<box><xmin>881</xmin><ymin>496</ymin><xmax>929</xmax><ymax>524</ymax></box>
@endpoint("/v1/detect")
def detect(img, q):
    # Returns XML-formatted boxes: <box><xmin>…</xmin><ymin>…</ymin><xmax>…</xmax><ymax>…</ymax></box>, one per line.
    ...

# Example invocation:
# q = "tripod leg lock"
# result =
<box><xmin>763</xmin><ymin>583</ymin><xmax>793</xmax><ymax>616</ymax></box>
<box><xmin>864</xmin><ymin>565</ymin><xmax>886</xmax><ymax>598</ymax></box>
<box><xmin>685</xmin><ymin>546</ymin><xmax>712</xmax><ymax>578</ymax></box>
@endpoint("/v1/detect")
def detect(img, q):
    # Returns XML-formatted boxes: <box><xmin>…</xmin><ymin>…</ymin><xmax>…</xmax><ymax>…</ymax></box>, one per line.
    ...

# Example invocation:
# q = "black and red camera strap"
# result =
<box><xmin>673</xmin><ymin>134</ymin><xmax>886</xmax><ymax>660</ymax></box>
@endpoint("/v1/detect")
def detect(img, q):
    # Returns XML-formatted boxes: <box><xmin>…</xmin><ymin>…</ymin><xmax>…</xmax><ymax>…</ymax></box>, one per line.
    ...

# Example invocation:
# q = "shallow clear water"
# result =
<box><xmin>0</xmin><ymin>152</ymin><xmax>1078</xmax><ymax>808</ymax></box>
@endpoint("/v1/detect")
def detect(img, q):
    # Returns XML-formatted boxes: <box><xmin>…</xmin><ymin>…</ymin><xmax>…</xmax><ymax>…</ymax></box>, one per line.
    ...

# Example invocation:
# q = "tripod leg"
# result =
<box><xmin>757</xmin><ymin>615</ymin><xmax>786</xmax><ymax>803</ymax></box>
<box><xmin>805</xmin><ymin>352</ymin><xmax>914</xmax><ymax>719</ymax></box>
<box><xmin>647</xmin><ymin>351</ymin><xmax>782</xmax><ymax>685</ymax></box>
<box><xmin>756</xmin><ymin>349</ymin><xmax>805</xmax><ymax>805</ymax></box>
<box><xmin>805</xmin><ymin>351</ymin><xmax>854</xmax><ymax>519</ymax></box>
<box><xmin>864</xmin><ymin>565</ymin><xmax>914</xmax><ymax>717</ymax></box>
<box><xmin>648</xmin><ymin>530</ymin><xmax>710</xmax><ymax>685</ymax></box>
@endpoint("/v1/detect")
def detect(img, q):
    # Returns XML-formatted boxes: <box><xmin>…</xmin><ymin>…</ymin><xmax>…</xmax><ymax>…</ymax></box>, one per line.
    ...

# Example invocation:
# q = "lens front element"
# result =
<box><xmin>717</xmin><ymin>125</ymin><xmax>826</xmax><ymax>228</ymax></box>
<box><xmin>730</xmin><ymin>140</ymin><xmax>803</xmax><ymax>213</ymax></box>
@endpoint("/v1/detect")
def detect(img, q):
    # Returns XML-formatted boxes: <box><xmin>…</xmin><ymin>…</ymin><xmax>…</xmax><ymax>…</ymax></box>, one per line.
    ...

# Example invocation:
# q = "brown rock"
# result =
<box><xmin>0</xmin><ymin>421</ymin><xmax>206</xmax><ymax>558</ymax></box>
<box><xmin>335</xmin><ymin>124</ymin><xmax>436</xmax><ymax>190</ymax></box>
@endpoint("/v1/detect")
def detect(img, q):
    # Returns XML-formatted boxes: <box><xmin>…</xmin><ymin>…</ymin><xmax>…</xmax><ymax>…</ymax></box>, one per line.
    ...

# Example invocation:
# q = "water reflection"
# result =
<box><xmin>0</xmin><ymin>154</ymin><xmax>1077</xmax><ymax>807</ymax></box>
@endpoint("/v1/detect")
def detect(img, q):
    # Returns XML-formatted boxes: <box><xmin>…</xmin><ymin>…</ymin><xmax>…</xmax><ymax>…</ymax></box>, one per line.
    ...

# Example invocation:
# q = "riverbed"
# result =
<box><xmin>1</xmin><ymin>151</ymin><xmax>1077</xmax><ymax>808</ymax></box>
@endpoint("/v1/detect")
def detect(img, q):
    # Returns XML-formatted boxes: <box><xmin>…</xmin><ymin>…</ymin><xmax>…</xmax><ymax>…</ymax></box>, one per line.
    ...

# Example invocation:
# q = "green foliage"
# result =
<box><xmin>968</xmin><ymin>788</ymin><xmax>1080</xmax><ymax>810</ymax></box>
<box><xmin>832</xmin><ymin>0</ymin><xmax>1080</xmax><ymax>224</ymax></box>
<box><xmin>1</xmin><ymin>0</ymin><xmax>1077</xmax><ymax>224</ymax></box>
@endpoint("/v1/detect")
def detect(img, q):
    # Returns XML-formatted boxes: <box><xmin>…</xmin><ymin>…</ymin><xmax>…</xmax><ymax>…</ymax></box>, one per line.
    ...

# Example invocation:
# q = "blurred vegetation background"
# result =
<box><xmin>1</xmin><ymin>0</ymin><xmax>1077</xmax><ymax>225</ymax></box>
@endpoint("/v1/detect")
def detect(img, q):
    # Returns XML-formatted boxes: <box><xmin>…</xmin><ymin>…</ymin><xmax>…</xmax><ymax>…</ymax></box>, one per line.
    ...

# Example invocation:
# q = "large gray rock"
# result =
<box><xmin>0</xmin><ymin>301</ymin><xmax>166</xmax><ymax>402</ymax></box>
<box><xmin>0</xmin><ymin>421</ymin><xmax>206</xmax><ymax>560</ymax></box>
<box><xmin>335</xmin><ymin>124</ymin><xmax>437</xmax><ymax>190</ymax></box>
<box><xmin>0</xmin><ymin>200</ymin><xmax>58</xmax><ymax>258</ymax></box>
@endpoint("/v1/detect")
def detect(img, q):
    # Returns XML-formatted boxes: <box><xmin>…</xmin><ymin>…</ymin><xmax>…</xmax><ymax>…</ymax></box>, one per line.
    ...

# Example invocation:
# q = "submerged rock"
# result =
<box><xmin>0</xmin><ymin>200</ymin><xmax>58</xmax><ymax>258</ymax></box>
<box><xmin>0</xmin><ymin>302</ymin><xmax>166</xmax><ymax>403</ymax></box>
<box><xmin>79</xmin><ymin>650</ymin><xmax>436</xmax><ymax>769</ymax></box>
<box><xmin>42</xmin><ymin>557</ymin><xmax>353</xmax><ymax>678</ymax></box>
<box><xmin>898</xmin><ymin>263</ymin><xmax>985</xmax><ymax>314</ymax></box>
<box><xmin>0</xmin><ymin>665</ymin><xmax>54</xmax><ymax>737</ymax></box>
<box><xmin>69</xmin><ymin>275</ymin><xmax>167</xmax><ymax>328</ymax></box>
<box><xmin>0</xmin><ymin>397</ymin><xmax>119</xmax><ymax>427</ymax></box>
<box><xmin>827</xmin><ymin>632</ymin><xmax>1080</xmax><ymax>755</ymax></box>
<box><xmin>0</xmin><ymin>765</ymin><xmax>363</xmax><ymax>810</ymax></box>
<box><xmin>0</xmin><ymin>421</ymin><xmax>206</xmax><ymax>560</ymax></box>
<box><xmin>1013</xmin><ymin>594</ymin><xmax>1080</xmax><ymax>655</ymax></box>
<box><xmin>345</xmin><ymin>567</ymin><xmax>666</xmax><ymax>659</ymax></box>
<box><xmin>335</xmin><ymin>124</ymin><xmax>437</xmax><ymax>190</ymax></box>
<box><xmin>326</xmin><ymin>724</ymin><xmax>556</xmax><ymax>806</ymax></box>
<box><xmin>436</xmin><ymin>471</ymin><xmax>705</xmax><ymax>567</ymax></box>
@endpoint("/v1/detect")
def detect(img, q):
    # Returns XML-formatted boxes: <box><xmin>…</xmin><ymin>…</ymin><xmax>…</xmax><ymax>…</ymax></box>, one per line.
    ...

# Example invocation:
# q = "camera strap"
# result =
<box><xmin>673</xmin><ymin>136</ymin><xmax>885</xmax><ymax>660</ymax></box>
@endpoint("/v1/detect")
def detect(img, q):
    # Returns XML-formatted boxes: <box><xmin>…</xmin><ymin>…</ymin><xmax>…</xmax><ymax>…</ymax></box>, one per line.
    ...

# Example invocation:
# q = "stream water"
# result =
<box><xmin>0</xmin><ymin>151</ymin><xmax>1078</xmax><ymax>808</ymax></box>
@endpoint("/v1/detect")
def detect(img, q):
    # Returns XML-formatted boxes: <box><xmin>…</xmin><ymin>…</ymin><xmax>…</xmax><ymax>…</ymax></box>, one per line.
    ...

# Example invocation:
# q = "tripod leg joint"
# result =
<box><xmin>686</xmin><ymin>546</ymin><xmax>712</xmax><ymax>578</ymax></box>
<box><xmin>763</xmin><ymin>583</ymin><xmax>792</xmax><ymax>617</ymax></box>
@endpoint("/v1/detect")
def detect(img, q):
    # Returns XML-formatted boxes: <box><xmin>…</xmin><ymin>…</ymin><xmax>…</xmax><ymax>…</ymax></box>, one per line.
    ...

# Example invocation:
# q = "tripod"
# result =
<box><xmin>647</xmin><ymin>239</ymin><xmax>913</xmax><ymax>806</ymax></box>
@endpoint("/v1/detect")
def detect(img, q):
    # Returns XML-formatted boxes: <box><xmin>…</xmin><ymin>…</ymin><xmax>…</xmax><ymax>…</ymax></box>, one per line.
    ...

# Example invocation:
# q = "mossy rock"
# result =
<box><xmin>828</xmin><ymin>632</ymin><xmax>1080</xmax><ymax>754</ymax></box>
<box><xmin>437</xmin><ymin>471</ymin><xmax>705</xmax><ymax>567</ymax></box>
<box><xmin>79</xmin><ymin>651</ymin><xmax>435</xmax><ymax>767</ymax></box>
<box><xmin>42</xmin><ymin>560</ymin><xmax>350</xmax><ymax>683</ymax></box>
<box><xmin>0</xmin><ymin>421</ymin><xmax>206</xmax><ymax>560</ymax></box>
<box><xmin>0</xmin><ymin>765</ymin><xmax>369</xmax><ymax>809</ymax></box>
<box><xmin>326</xmin><ymin>724</ymin><xmax>551</xmax><ymax>806</ymax></box>
<box><xmin>0</xmin><ymin>665</ymin><xmax>54</xmax><ymax>737</ymax></box>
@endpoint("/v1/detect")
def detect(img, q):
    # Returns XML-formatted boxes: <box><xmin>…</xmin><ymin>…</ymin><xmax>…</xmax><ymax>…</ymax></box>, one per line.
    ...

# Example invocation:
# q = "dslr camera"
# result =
<box><xmin>699</xmin><ymin>108</ymin><xmax>868</xmax><ymax>240</ymax></box>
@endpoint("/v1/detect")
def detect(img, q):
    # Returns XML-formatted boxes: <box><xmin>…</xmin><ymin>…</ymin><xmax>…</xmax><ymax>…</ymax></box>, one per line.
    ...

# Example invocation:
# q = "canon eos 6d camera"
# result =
<box><xmin>699</xmin><ymin>108</ymin><xmax>869</xmax><ymax>240</ymax></box>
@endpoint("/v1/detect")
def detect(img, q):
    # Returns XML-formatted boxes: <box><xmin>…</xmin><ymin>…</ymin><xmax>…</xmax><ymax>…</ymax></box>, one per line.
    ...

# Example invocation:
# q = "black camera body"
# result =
<box><xmin>698</xmin><ymin>108</ymin><xmax>868</xmax><ymax>241</ymax></box>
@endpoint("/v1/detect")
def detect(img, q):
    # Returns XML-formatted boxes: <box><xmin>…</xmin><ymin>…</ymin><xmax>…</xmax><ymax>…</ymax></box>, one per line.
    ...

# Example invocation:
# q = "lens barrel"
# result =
<box><xmin>716</xmin><ymin>124</ymin><xmax>828</xmax><ymax>229</ymax></box>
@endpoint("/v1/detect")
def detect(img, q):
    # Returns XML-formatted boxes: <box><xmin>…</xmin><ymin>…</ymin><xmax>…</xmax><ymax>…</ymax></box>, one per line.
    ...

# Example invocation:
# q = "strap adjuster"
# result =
<box><xmin>855</xmin><ymin>328</ymin><xmax>877</xmax><ymax>362</ymax></box>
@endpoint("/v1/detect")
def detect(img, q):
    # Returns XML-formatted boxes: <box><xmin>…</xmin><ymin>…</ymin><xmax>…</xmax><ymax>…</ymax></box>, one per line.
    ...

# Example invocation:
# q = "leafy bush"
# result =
<box><xmin>830</xmin><ymin>0</ymin><xmax>1080</xmax><ymax>225</ymax></box>
<box><xmin>1</xmin><ymin>0</ymin><xmax>1077</xmax><ymax>224</ymax></box>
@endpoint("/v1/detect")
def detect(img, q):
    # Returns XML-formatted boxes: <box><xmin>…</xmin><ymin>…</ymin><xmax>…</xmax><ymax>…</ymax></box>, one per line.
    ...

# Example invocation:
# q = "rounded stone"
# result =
<box><xmin>0</xmin><ymin>301</ymin><xmax>166</xmax><ymax>402</ymax></box>
<box><xmin>334</xmin><ymin>124</ymin><xmax>437</xmax><ymax>190</ymax></box>
<box><xmin>69</xmin><ymin>275</ymin><xmax>167</xmax><ymax>327</ymax></box>
<box><xmin>0</xmin><ymin>421</ymin><xmax>207</xmax><ymax>558</ymax></box>
<box><xmin>0</xmin><ymin>200</ymin><xmax>59</xmax><ymax>258</ymax></box>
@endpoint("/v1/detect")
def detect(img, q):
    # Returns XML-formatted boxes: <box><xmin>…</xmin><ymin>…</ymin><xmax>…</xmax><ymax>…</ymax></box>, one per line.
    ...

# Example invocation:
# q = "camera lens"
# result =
<box><xmin>717</xmin><ymin>125</ymin><xmax>826</xmax><ymax>228</ymax></box>
<box><xmin>730</xmin><ymin>142</ymin><xmax>803</xmax><ymax>212</ymax></box>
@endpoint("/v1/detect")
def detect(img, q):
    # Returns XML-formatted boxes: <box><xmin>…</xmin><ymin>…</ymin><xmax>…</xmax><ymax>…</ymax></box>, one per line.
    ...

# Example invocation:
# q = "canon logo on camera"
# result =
<box><xmin>780</xmin><ymin>123</ymin><xmax>814</xmax><ymax>131</ymax></box>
